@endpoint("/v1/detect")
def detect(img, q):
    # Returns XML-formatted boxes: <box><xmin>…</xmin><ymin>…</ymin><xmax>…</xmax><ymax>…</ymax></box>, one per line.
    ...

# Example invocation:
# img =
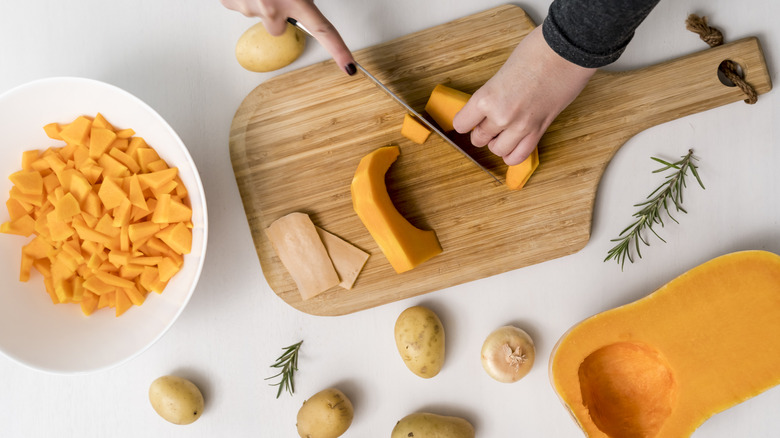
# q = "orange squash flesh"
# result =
<box><xmin>351</xmin><ymin>146</ymin><xmax>441</xmax><ymax>273</ymax></box>
<box><xmin>550</xmin><ymin>250</ymin><xmax>780</xmax><ymax>438</ymax></box>
<box><xmin>424</xmin><ymin>84</ymin><xmax>538</xmax><ymax>190</ymax></box>
<box><xmin>505</xmin><ymin>147</ymin><xmax>539</xmax><ymax>190</ymax></box>
<box><xmin>400</xmin><ymin>114</ymin><xmax>431</xmax><ymax>144</ymax></box>
<box><xmin>424</xmin><ymin>84</ymin><xmax>471</xmax><ymax>133</ymax></box>
<box><xmin>1</xmin><ymin>114</ymin><xmax>193</xmax><ymax>317</ymax></box>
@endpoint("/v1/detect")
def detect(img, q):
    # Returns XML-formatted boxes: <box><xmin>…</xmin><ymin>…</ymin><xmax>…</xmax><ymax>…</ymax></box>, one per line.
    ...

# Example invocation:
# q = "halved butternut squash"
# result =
<box><xmin>550</xmin><ymin>250</ymin><xmax>780</xmax><ymax>438</ymax></box>
<box><xmin>350</xmin><ymin>146</ymin><xmax>441</xmax><ymax>273</ymax></box>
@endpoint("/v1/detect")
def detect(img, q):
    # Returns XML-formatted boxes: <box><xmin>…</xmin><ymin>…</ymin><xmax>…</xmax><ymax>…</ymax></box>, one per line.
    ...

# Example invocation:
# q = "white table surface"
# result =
<box><xmin>1</xmin><ymin>0</ymin><xmax>778</xmax><ymax>436</ymax></box>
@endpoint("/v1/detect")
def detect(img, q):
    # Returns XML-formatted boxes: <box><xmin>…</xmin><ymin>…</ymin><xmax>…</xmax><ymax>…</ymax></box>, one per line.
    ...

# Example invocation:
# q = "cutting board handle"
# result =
<box><xmin>555</xmin><ymin>37</ymin><xmax>773</xmax><ymax>159</ymax></box>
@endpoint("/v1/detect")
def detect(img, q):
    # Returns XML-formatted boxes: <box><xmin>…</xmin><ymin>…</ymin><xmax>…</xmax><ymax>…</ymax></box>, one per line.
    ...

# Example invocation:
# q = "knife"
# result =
<box><xmin>287</xmin><ymin>18</ymin><xmax>502</xmax><ymax>184</ymax></box>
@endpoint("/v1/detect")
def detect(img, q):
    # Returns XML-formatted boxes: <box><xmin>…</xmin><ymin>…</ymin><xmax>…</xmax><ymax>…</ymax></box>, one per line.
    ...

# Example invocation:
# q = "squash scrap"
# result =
<box><xmin>424</xmin><ymin>84</ymin><xmax>539</xmax><ymax>191</ymax></box>
<box><xmin>550</xmin><ymin>250</ymin><xmax>780</xmax><ymax>437</ymax></box>
<box><xmin>315</xmin><ymin>226</ymin><xmax>369</xmax><ymax>290</ymax></box>
<box><xmin>351</xmin><ymin>146</ymin><xmax>441</xmax><ymax>273</ymax></box>
<box><xmin>1</xmin><ymin>113</ymin><xmax>193</xmax><ymax>317</ymax></box>
<box><xmin>266</xmin><ymin>212</ymin><xmax>369</xmax><ymax>300</ymax></box>
<box><xmin>265</xmin><ymin>212</ymin><xmax>339</xmax><ymax>300</ymax></box>
<box><xmin>400</xmin><ymin>114</ymin><xmax>431</xmax><ymax>145</ymax></box>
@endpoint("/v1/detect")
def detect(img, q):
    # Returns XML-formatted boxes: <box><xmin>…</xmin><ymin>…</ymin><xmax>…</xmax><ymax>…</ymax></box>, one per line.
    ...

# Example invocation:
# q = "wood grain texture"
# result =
<box><xmin>229</xmin><ymin>4</ymin><xmax>771</xmax><ymax>316</ymax></box>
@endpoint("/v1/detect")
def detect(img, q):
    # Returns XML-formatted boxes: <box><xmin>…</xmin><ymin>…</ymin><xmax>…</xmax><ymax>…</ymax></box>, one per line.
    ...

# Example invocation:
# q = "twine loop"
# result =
<box><xmin>686</xmin><ymin>14</ymin><xmax>758</xmax><ymax>104</ymax></box>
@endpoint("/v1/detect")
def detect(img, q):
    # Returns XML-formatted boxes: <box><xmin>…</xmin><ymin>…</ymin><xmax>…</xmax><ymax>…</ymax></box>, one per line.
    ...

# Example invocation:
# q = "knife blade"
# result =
<box><xmin>287</xmin><ymin>18</ymin><xmax>501</xmax><ymax>184</ymax></box>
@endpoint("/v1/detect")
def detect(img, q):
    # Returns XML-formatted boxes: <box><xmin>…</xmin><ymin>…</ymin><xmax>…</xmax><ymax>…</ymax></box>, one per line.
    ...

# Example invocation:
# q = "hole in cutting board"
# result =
<box><xmin>716</xmin><ymin>60</ymin><xmax>744</xmax><ymax>87</ymax></box>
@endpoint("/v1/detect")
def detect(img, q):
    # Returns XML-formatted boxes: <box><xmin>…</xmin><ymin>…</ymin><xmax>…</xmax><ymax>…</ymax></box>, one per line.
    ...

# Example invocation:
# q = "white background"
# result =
<box><xmin>1</xmin><ymin>0</ymin><xmax>779</xmax><ymax>436</ymax></box>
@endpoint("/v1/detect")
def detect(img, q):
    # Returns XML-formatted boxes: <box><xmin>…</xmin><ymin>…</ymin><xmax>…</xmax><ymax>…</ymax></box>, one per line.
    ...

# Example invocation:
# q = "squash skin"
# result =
<box><xmin>550</xmin><ymin>250</ymin><xmax>780</xmax><ymax>437</ymax></box>
<box><xmin>350</xmin><ymin>146</ymin><xmax>441</xmax><ymax>273</ymax></box>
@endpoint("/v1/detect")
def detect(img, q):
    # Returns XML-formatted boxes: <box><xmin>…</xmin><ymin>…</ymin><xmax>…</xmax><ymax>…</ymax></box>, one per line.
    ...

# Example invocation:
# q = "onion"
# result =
<box><xmin>480</xmin><ymin>325</ymin><xmax>535</xmax><ymax>383</ymax></box>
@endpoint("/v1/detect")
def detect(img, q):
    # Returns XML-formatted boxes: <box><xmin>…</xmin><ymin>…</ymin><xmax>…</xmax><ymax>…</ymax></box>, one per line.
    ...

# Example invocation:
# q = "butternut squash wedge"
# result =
<box><xmin>424</xmin><ymin>84</ymin><xmax>539</xmax><ymax>190</ymax></box>
<box><xmin>351</xmin><ymin>146</ymin><xmax>441</xmax><ymax>273</ymax></box>
<box><xmin>550</xmin><ymin>250</ymin><xmax>780</xmax><ymax>438</ymax></box>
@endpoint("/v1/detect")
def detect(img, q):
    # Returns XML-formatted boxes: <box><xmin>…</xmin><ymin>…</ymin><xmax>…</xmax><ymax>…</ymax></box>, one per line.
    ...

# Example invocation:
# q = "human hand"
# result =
<box><xmin>452</xmin><ymin>25</ymin><xmax>596</xmax><ymax>165</ymax></box>
<box><xmin>221</xmin><ymin>0</ymin><xmax>356</xmax><ymax>74</ymax></box>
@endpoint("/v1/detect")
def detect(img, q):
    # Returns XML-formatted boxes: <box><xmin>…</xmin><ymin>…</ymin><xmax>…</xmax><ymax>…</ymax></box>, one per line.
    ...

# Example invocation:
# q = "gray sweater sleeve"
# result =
<box><xmin>542</xmin><ymin>0</ymin><xmax>661</xmax><ymax>68</ymax></box>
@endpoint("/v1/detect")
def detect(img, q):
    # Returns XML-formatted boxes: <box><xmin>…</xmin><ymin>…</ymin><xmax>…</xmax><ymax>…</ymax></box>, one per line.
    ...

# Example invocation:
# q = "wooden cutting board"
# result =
<box><xmin>229</xmin><ymin>4</ymin><xmax>771</xmax><ymax>316</ymax></box>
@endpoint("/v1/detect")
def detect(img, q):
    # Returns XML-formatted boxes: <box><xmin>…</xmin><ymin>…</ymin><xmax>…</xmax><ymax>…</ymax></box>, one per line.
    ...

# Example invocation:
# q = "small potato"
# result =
<box><xmin>235</xmin><ymin>22</ymin><xmax>306</xmax><ymax>72</ymax></box>
<box><xmin>296</xmin><ymin>388</ymin><xmax>354</xmax><ymax>438</ymax></box>
<box><xmin>394</xmin><ymin>306</ymin><xmax>445</xmax><ymax>378</ymax></box>
<box><xmin>391</xmin><ymin>412</ymin><xmax>475</xmax><ymax>438</ymax></box>
<box><xmin>148</xmin><ymin>375</ymin><xmax>205</xmax><ymax>425</ymax></box>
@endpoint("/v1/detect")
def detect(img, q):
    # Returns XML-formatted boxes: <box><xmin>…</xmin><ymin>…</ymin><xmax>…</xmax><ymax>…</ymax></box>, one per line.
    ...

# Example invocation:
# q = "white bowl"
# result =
<box><xmin>0</xmin><ymin>77</ymin><xmax>208</xmax><ymax>374</ymax></box>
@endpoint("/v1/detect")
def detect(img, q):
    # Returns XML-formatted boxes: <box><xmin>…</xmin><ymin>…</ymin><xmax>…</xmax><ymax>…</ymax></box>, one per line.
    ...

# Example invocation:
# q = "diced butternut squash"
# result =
<box><xmin>1</xmin><ymin>214</ymin><xmax>36</xmax><ymax>236</ymax></box>
<box><xmin>97</xmin><ymin>177</ymin><xmax>127</xmax><ymax>210</ymax></box>
<box><xmin>128</xmin><ymin>221</ymin><xmax>161</xmax><ymax>245</ymax></box>
<box><xmin>80</xmin><ymin>290</ymin><xmax>99</xmax><ymax>316</ymax></box>
<box><xmin>0</xmin><ymin>113</ymin><xmax>194</xmax><ymax>316</ymax></box>
<box><xmin>7</xmin><ymin>198</ymin><xmax>30</xmax><ymax>221</ymax></box>
<box><xmin>115</xmin><ymin>128</ymin><xmax>135</xmax><ymax>139</ymax></box>
<box><xmin>92</xmin><ymin>113</ymin><xmax>114</xmax><ymax>130</ymax></box>
<box><xmin>156</xmin><ymin>222</ymin><xmax>192</xmax><ymax>255</ymax></box>
<box><xmin>97</xmin><ymin>154</ymin><xmax>130</xmax><ymax>178</ymax></box>
<box><xmin>43</xmin><ymin>123</ymin><xmax>62</xmax><ymax>140</ymax></box>
<box><xmin>137</xmin><ymin>148</ymin><xmax>161</xmax><ymax>173</ymax></box>
<box><xmin>55</xmin><ymin>192</ymin><xmax>81</xmax><ymax>222</ymax></box>
<box><xmin>89</xmin><ymin>127</ymin><xmax>117</xmax><ymax>159</ymax></box>
<box><xmin>400</xmin><ymin>114</ymin><xmax>432</xmax><ymax>144</ymax></box>
<box><xmin>9</xmin><ymin>170</ymin><xmax>44</xmax><ymax>195</ymax></box>
<box><xmin>138</xmin><ymin>168</ymin><xmax>178</xmax><ymax>190</ymax></box>
<box><xmin>58</xmin><ymin>116</ymin><xmax>92</xmax><ymax>147</ymax></box>
<box><xmin>22</xmin><ymin>150</ymin><xmax>40</xmax><ymax>171</ymax></box>
<box><xmin>109</xmin><ymin>148</ymin><xmax>140</xmax><ymax>174</ymax></box>
<box><xmin>115</xmin><ymin>289</ymin><xmax>133</xmax><ymax>316</ymax></box>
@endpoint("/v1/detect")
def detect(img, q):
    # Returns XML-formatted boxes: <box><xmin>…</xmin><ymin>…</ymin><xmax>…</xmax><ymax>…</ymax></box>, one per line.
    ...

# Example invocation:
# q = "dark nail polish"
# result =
<box><xmin>346</xmin><ymin>63</ymin><xmax>357</xmax><ymax>76</ymax></box>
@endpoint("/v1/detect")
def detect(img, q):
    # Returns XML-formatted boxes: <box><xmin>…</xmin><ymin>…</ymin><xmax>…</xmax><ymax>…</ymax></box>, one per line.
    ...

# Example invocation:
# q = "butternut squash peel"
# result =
<box><xmin>424</xmin><ymin>84</ymin><xmax>539</xmax><ymax>190</ymax></box>
<box><xmin>550</xmin><ymin>250</ymin><xmax>780</xmax><ymax>438</ymax></box>
<box><xmin>350</xmin><ymin>146</ymin><xmax>441</xmax><ymax>273</ymax></box>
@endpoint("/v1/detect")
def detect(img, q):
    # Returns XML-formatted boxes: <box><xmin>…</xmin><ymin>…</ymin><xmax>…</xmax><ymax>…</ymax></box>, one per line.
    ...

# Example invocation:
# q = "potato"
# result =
<box><xmin>391</xmin><ymin>412</ymin><xmax>475</xmax><ymax>438</ymax></box>
<box><xmin>235</xmin><ymin>22</ymin><xmax>306</xmax><ymax>72</ymax></box>
<box><xmin>296</xmin><ymin>388</ymin><xmax>354</xmax><ymax>438</ymax></box>
<box><xmin>148</xmin><ymin>375</ymin><xmax>204</xmax><ymax>425</ymax></box>
<box><xmin>394</xmin><ymin>305</ymin><xmax>445</xmax><ymax>378</ymax></box>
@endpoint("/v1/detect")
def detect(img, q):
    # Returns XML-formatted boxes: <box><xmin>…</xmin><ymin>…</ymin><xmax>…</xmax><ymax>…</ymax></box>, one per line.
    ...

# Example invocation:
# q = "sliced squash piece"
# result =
<box><xmin>351</xmin><ymin>146</ymin><xmax>441</xmax><ymax>273</ymax></box>
<box><xmin>156</xmin><ymin>222</ymin><xmax>192</xmax><ymax>255</ymax></box>
<box><xmin>400</xmin><ymin>114</ymin><xmax>431</xmax><ymax>144</ymax></box>
<box><xmin>58</xmin><ymin>115</ymin><xmax>92</xmax><ymax>146</ymax></box>
<box><xmin>265</xmin><ymin>212</ymin><xmax>340</xmax><ymax>300</ymax></box>
<box><xmin>424</xmin><ymin>84</ymin><xmax>471</xmax><ymax>132</ymax></box>
<box><xmin>1</xmin><ymin>214</ymin><xmax>36</xmax><ymax>237</ymax></box>
<box><xmin>9</xmin><ymin>170</ymin><xmax>44</xmax><ymax>195</ymax></box>
<box><xmin>506</xmin><ymin>148</ymin><xmax>540</xmax><ymax>190</ymax></box>
<box><xmin>89</xmin><ymin>127</ymin><xmax>117</xmax><ymax>159</ymax></box>
<box><xmin>43</xmin><ymin>123</ymin><xmax>63</xmax><ymax>140</ymax></box>
<box><xmin>315</xmin><ymin>226</ymin><xmax>369</xmax><ymax>290</ymax></box>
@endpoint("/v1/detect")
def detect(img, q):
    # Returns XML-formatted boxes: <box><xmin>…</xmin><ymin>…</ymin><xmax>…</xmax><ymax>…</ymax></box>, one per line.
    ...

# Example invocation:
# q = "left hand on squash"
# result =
<box><xmin>452</xmin><ymin>25</ymin><xmax>596</xmax><ymax>165</ymax></box>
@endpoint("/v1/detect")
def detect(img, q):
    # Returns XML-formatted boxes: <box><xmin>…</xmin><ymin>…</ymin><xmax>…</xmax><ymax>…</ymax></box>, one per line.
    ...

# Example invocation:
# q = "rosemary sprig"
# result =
<box><xmin>605</xmin><ymin>149</ymin><xmax>704</xmax><ymax>269</ymax></box>
<box><xmin>265</xmin><ymin>340</ymin><xmax>303</xmax><ymax>398</ymax></box>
